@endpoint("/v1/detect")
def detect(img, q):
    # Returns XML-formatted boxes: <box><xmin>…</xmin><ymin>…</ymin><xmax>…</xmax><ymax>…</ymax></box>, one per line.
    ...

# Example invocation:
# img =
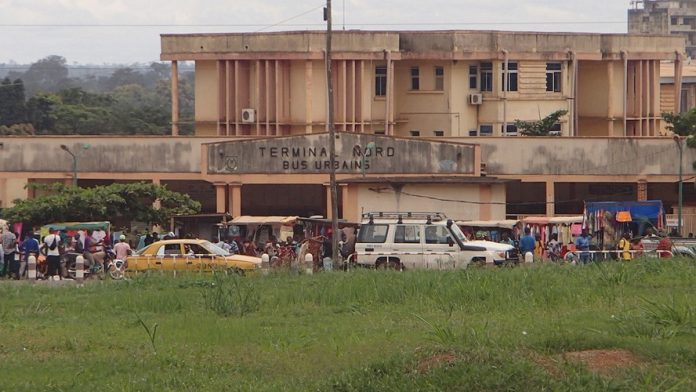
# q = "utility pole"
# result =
<box><xmin>326</xmin><ymin>0</ymin><xmax>340</xmax><ymax>262</ymax></box>
<box><xmin>674</xmin><ymin>135</ymin><xmax>684</xmax><ymax>235</ymax></box>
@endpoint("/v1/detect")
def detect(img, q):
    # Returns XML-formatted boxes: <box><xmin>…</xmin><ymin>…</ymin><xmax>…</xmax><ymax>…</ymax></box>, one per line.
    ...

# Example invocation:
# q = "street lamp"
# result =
<box><xmin>60</xmin><ymin>143</ymin><xmax>90</xmax><ymax>187</ymax></box>
<box><xmin>673</xmin><ymin>135</ymin><xmax>684</xmax><ymax>236</ymax></box>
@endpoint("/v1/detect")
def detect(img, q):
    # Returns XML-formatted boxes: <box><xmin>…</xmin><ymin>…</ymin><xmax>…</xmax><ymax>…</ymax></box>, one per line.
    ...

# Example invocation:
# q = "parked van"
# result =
<box><xmin>354</xmin><ymin>212</ymin><xmax>514</xmax><ymax>269</ymax></box>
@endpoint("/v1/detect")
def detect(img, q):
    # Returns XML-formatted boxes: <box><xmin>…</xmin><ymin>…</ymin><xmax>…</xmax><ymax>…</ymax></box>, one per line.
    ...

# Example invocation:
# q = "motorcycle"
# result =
<box><xmin>65</xmin><ymin>246</ymin><xmax>125</xmax><ymax>280</ymax></box>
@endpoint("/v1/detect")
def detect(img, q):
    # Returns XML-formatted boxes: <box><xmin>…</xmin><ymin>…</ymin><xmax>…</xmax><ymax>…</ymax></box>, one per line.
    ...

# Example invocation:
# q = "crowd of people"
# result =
<box><xmin>0</xmin><ymin>225</ymin><xmax>126</xmax><ymax>281</ymax></box>
<box><xmin>511</xmin><ymin>226</ymin><xmax>691</xmax><ymax>264</ymax></box>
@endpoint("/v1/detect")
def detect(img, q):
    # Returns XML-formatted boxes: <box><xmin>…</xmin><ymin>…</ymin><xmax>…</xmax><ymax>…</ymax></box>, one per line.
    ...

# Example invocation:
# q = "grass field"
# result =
<box><xmin>1</xmin><ymin>259</ymin><xmax>696</xmax><ymax>391</ymax></box>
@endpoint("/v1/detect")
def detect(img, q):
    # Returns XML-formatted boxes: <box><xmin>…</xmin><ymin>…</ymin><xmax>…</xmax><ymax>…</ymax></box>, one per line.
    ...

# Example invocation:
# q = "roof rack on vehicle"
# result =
<box><xmin>361</xmin><ymin>212</ymin><xmax>447</xmax><ymax>223</ymax></box>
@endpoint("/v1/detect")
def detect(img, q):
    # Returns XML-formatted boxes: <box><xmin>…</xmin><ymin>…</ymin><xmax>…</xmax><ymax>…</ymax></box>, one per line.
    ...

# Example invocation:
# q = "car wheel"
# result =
<box><xmin>227</xmin><ymin>267</ymin><xmax>245</xmax><ymax>276</ymax></box>
<box><xmin>376</xmin><ymin>259</ymin><xmax>401</xmax><ymax>271</ymax></box>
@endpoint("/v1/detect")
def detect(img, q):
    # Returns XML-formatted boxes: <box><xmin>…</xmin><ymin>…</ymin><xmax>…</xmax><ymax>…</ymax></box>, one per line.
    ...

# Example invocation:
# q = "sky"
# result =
<box><xmin>0</xmin><ymin>0</ymin><xmax>630</xmax><ymax>65</ymax></box>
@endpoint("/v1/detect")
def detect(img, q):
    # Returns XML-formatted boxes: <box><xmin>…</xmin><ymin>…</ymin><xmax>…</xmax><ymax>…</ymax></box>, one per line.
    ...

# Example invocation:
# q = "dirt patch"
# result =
<box><xmin>563</xmin><ymin>349</ymin><xmax>640</xmax><ymax>375</ymax></box>
<box><xmin>416</xmin><ymin>352</ymin><xmax>458</xmax><ymax>373</ymax></box>
<box><xmin>527</xmin><ymin>351</ymin><xmax>563</xmax><ymax>378</ymax></box>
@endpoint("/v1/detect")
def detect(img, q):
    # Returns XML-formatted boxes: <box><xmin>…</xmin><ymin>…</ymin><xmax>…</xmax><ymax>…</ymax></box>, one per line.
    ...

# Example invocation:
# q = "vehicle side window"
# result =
<box><xmin>164</xmin><ymin>244</ymin><xmax>182</xmax><ymax>255</ymax></box>
<box><xmin>357</xmin><ymin>224</ymin><xmax>389</xmax><ymax>243</ymax></box>
<box><xmin>425</xmin><ymin>226</ymin><xmax>450</xmax><ymax>244</ymax></box>
<box><xmin>394</xmin><ymin>225</ymin><xmax>421</xmax><ymax>244</ymax></box>
<box><xmin>188</xmin><ymin>244</ymin><xmax>210</xmax><ymax>255</ymax></box>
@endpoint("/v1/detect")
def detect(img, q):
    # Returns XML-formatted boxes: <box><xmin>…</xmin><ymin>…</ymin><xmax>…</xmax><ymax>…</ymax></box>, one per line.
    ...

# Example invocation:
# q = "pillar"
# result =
<box><xmin>305</xmin><ymin>60</ymin><xmax>313</xmax><ymax>134</ymax></box>
<box><xmin>637</xmin><ymin>180</ymin><xmax>648</xmax><ymax>201</ymax></box>
<box><xmin>607</xmin><ymin>60</ymin><xmax>615</xmax><ymax>136</ymax></box>
<box><xmin>171</xmin><ymin>60</ymin><xmax>179</xmax><ymax>136</ymax></box>
<box><xmin>215</xmin><ymin>183</ymin><xmax>226</xmax><ymax>214</ymax></box>
<box><xmin>228</xmin><ymin>183</ymin><xmax>242</xmax><ymax>217</ymax></box>
<box><xmin>479</xmin><ymin>185</ymin><xmax>492</xmax><ymax>220</ymax></box>
<box><xmin>325</xmin><ymin>184</ymin><xmax>333</xmax><ymax>219</ymax></box>
<box><xmin>674</xmin><ymin>53</ymin><xmax>684</xmax><ymax>114</ymax></box>
<box><xmin>545</xmin><ymin>180</ymin><xmax>555</xmax><ymax>217</ymax></box>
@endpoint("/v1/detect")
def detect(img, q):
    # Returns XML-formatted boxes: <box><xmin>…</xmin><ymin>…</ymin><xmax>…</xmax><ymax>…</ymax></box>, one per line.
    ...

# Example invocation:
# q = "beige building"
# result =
<box><xmin>1</xmin><ymin>30</ymin><xmax>694</xmax><ymax>235</ymax></box>
<box><xmin>163</xmin><ymin>30</ymin><xmax>684</xmax><ymax>138</ymax></box>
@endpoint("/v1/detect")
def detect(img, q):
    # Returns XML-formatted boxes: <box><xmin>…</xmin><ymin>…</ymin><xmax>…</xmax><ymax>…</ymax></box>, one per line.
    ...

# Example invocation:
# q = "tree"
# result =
<box><xmin>514</xmin><ymin>110</ymin><xmax>568</xmax><ymax>136</ymax></box>
<box><xmin>2</xmin><ymin>182</ymin><xmax>201</xmax><ymax>228</ymax></box>
<box><xmin>662</xmin><ymin>109</ymin><xmax>696</xmax><ymax>169</ymax></box>
<box><xmin>22</xmin><ymin>55</ymin><xmax>72</xmax><ymax>96</ymax></box>
<box><xmin>0</xmin><ymin>78</ymin><xmax>27</xmax><ymax>126</ymax></box>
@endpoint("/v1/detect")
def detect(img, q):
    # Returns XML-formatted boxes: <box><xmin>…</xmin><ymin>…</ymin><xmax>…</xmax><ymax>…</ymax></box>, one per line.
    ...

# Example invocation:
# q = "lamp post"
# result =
<box><xmin>673</xmin><ymin>135</ymin><xmax>684</xmax><ymax>236</ymax></box>
<box><xmin>60</xmin><ymin>144</ymin><xmax>90</xmax><ymax>187</ymax></box>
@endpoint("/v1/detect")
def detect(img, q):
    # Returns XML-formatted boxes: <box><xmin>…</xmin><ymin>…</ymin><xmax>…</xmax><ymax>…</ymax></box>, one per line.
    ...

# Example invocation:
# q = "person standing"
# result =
<box><xmin>1</xmin><ymin>228</ymin><xmax>17</xmax><ymax>278</ymax></box>
<box><xmin>113</xmin><ymin>235</ymin><xmax>132</xmax><ymax>261</ymax></box>
<box><xmin>618</xmin><ymin>232</ymin><xmax>632</xmax><ymax>261</ymax></box>
<box><xmin>575</xmin><ymin>229</ymin><xmax>592</xmax><ymax>264</ymax></box>
<box><xmin>20</xmin><ymin>232</ymin><xmax>40</xmax><ymax>279</ymax></box>
<box><xmin>44</xmin><ymin>230</ymin><xmax>62</xmax><ymax>280</ymax></box>
<box><xmin>546</xmin><ymin>233</ymin><xmax>561</xmax><ymax>262</ymax></box>
<box><xmin>519</xmin><ymin>227</ymin><xmax>536</xmax><ymax>263</ymax></box>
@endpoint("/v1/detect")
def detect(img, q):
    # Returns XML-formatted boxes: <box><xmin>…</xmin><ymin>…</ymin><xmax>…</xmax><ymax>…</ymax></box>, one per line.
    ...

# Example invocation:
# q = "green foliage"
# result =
<box><xmin>514</xmin><ymin>109</ymin><xmax>568</xmax><ymax>136</ymax></box>
<box><xmin>2</xmin><ymin>260</ymin><xmax>696</xmax><ymax>390</ymax></box>
<box><xmin>2</xmin><ymin>182</ymin><xmax>200</xmax><ymax>227</ymax></box>
<box><xmin>4</xmin><ymin>56</ymin><xmax>196</xmax><ymax>135</ymax></box>
<box><xmin>662</xmin><ymin>110</ymin><xmax>696</xmax><ymax>136</ymax></box>
<box><xmin>203</xmin><ymin>273</ymin><xmax>260</xmax><ymax>317</ymax></box>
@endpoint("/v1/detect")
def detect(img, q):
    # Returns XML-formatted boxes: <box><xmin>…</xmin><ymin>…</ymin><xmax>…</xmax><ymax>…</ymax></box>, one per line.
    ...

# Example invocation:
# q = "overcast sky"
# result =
<box><xmin>0</xmin><ymin>0</ymin><xmax>630</xmax><ymax>64</ymax></box>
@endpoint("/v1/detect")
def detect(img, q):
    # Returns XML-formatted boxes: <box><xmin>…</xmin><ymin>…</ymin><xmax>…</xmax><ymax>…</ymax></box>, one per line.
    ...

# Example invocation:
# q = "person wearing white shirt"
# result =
<box><xmin>43</xmin><ymin>231</ymin><xmax>62</xmax><ymax>279</ymax></box>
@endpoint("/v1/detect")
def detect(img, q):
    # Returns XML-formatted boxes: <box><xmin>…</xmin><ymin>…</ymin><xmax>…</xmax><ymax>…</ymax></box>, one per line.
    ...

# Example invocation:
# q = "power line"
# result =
<box><xmin>254</xmin><ymin>4</ymin><xmax>326</xmax><ymax>33</ymax></box>
<box><xmin>0</xmin><ymin>21</ymin><xmax>627</xmax><ymax>28</ymax></box>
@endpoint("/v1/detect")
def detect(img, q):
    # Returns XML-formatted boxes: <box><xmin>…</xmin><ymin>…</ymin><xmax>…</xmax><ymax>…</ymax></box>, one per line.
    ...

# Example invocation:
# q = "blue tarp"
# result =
<box><xmin>584</xmin><ymin>200</ymin><xmax>663</xmax><ymax>220</ymax></box>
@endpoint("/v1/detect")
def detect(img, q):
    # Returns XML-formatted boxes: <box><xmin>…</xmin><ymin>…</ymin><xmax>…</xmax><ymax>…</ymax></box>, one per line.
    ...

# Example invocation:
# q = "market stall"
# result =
<box><xmin>583</xmin><ymin>201</ymin><xmax>665</xmax><ymax>249</ymax></box>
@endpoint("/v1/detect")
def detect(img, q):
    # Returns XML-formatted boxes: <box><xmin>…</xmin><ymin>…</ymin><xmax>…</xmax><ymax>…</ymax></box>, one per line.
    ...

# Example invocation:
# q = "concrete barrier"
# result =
<box><xmin>304</xmin><ymin>254</ymin><xmax>313</xmax><ymax>275</ymax></box>
<box><xmin>75</xmin><ymin>255</ymin><xmax>84</xmax><ymax>284</ymax></box>
<box><xmin>27</xmin><ymin>255</ymin><xmax>37</xmax><ymax>282</ymax></box>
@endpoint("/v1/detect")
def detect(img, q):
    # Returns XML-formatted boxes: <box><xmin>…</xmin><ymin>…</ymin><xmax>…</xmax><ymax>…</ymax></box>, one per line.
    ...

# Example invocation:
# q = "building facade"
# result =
<box><xmin>629</xmin><ymin>0</ymin><xmax>696</xmax><ymax>58</ymax></box>
<box><xmin>1</xmin><ymin>30</ymin><xmax>694</xmax><ymax>235</ymax></box>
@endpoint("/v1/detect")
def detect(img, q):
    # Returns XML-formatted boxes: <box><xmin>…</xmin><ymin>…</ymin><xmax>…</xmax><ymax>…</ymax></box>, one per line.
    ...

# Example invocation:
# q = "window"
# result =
<box><xmin>375</xmin><ymin>66</ymin><xmax>387</xmax><ymax>97</ymax></box>
<box><xmin>546</xmin><ymin>63</ymin><xmax>562</xmax><ymax>92</ymax></box>
<box><xmin>410</xmin><ymin>130</ymin><xmax>421</xmax><ymax>137</ymax></box>
<box><xmin>162</xmin><ymin>244</ymin><xmax>182</xmax><ymax>256</ymax></box>
<box><xmin>479</xmin><ymin>125</ymin><xmax>493</xmax><ymax>136</ymax></box>
<box><xmin>434</xmin><ymin>66</ymin><xmax>444</xmax><ymax>91</ymax></box>
<box><xmin>480</xmin><ymin>62</ymin><xmax>493</xmax><ymax>92</ymax></box>
<box><xmin>502</xmin><ymin>62</ymin><xmax>518</xmax><ymax>92</ymax></box>
<box><xmin>374</xmin><ymin>130</ymin><xmax>385</xmax><ymax>135</ymax></box>
<box><xmin>410</xmin><ymin>66</ymin><xmax>420</xmax><ymax>90</ymax></box>
<box><xmin>394</xmin><ymin>225</ymin><xmax>421</xmax><ymax>244</ymax></box>
<box><xmin>434</xmin><ymin>130</ymin><xmax>445</xmax><ymax>137</ymax></box>
<box><xmin>502</xmin><ymin>124</ymin><xmax>518</xmax><ymax>135</ymax></box>
<box><xmin>357</xmin><ymin>224</ymin><xmax>389</xmax><ymax>243</ymax></box>
<box><xmin>425</xmin><ymin>226</ymin><xmax>451</xmax><ymax>245</ymax></box>
<box><xmin>469</xmin><ymin>65</ymin><xmax>478</xmax><ymax>89</ymax></box>
<box><xmin>468</xmin><ymin>129</ymin><xmax>478</xmax><ymax>137</ymax></box>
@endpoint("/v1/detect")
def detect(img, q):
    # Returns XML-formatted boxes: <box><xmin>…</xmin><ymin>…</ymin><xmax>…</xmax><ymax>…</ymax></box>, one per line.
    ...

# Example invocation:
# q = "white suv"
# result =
<box><xmin>353</xmin><ymin>212</ymin><xmax>513</xmax><ymax>269</ymax></box>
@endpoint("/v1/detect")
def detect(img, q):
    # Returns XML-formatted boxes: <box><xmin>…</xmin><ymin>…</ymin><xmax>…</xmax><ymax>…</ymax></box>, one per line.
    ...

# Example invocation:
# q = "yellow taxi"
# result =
<box><xmin>126</xmin><ymin>239</ymin><xmax>262</xmax><ymax>274</ymax></box>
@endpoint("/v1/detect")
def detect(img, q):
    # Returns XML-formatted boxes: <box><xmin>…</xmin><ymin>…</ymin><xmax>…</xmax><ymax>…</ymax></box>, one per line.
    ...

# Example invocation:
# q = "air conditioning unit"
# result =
<box><xmin>469</xmin><ymin>93</ymin><xmax>483</xmax><ymax>105</ymax></box>
<box><xmin>241</xmin><ymin>108</ymin><xmax>256</xmax><ymax>123</ymax></box>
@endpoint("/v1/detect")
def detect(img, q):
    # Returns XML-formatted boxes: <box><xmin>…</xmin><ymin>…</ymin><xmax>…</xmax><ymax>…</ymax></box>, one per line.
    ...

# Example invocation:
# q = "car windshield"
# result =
<box><xmin>449</xmin><ymin>224</ymin><xmax>468</xmax><ymax>243</ymax></box>
<box><xmin>202</xmin><ymin>241</ymin><xmax>230</xmax><ymax>256</ymax></box>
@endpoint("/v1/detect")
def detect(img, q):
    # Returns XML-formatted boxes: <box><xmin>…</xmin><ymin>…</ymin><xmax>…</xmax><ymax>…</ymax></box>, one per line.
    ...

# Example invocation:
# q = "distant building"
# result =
<box><xmin>629</xmin><ymin>0</ymin><xmax>696</xmax><ymax>58</ymax></box>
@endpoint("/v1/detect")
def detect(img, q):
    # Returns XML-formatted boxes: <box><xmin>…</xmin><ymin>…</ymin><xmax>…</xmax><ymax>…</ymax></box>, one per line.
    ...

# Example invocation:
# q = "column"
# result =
<box><xmin>215</xmin><ymin>183</ymin><xmax>226</xmax><ymax>214</ymax></box>
<box><xmin>171</xmin><ymin>60</ymin><xmax>179</xmax><ymax>136</ymax></box>
<box><xmin>674</xmin><ymin>54</ymin><xmax>684</xmax><ymax>114</ymax></box>
<box><xmin>305</xmin><ymin>60</ymin><xmax>313</xmax><ymax>134</ymax></box>
<box><xmin>637</xmin><ymin>180</ymin><xmax>648</xmax><ymax>201</ymax></box>
<box><xmin>325</xmin><ymin>184</ymin><xmax>333</xmax><ymax>219</ymax></box>
<box><xmin>606</xmin><ymin>61</ymin><xmax>614</xmax><ymax>136</ymax></box>
<box><xmin>545</xmin><ymin>180</ymin><xmax>555</xmax><ymax>217</ymax></box>
<box><xmin>479</xmin><ymin>185</ymin><xmax>492</xmax><ymax>220</ymax></box>
<box><xmin>228</xmin><ymin>183</ymin><xmax>242</xmax><ymax>217</ymax></box>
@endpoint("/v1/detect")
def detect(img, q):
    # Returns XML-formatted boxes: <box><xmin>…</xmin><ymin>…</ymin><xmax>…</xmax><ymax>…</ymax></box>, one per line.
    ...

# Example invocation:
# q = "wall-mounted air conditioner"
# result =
<box><xmin>241</xmin><ymin>108</ymin><xmax>256</xmax><ymax>123</ymax></box>
<box><xmin>469</xmin><ymin>93</ymin><xmax>483</xmax><ymax>105</ymax></box>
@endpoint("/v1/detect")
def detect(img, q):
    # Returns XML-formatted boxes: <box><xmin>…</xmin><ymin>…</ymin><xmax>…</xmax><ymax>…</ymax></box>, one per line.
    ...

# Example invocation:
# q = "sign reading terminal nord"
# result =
<box><xmin>206</xmin><ymin>133</ymin><xmax>475</xmax><ymax>175</ymax></box>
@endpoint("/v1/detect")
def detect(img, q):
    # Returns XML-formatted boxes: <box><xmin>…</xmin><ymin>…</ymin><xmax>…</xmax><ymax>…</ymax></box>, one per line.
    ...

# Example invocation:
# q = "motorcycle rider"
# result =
<box><xmin>20</xmin><ymin>232</ymin><xmax>40</xmax><ymax>279</ymax></box>
<box><xmin>113</xmin><ymin>235</ymin><xmax>132</xmax><ymax>262</ymax></box>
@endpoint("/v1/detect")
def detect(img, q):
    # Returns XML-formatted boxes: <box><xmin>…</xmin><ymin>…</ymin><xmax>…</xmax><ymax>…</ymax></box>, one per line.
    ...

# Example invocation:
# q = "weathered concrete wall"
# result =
<box><xmin>355</xmin><ymin>183</ymin><xmax>506</xmax><ymax>221</ymax></box>
<box><xmin>207</xmin><ymin>134</ymin><xmax>476</xmax><ymax>175</ymax></box>
<box><xmin>467</xmin><ymin>137</ymin><xmax>696</xmax><ymax>176</ymax></box>
<box><xmin>162</xmin><ymin>31</ymin><xmax>400</xmax><ymax>56</ymax></box>
<box><xmin>0</xmin><ymin>137</ymin><xmax>223</xmax><ymax>173</ymax></box>
<box><xmin>1</xmin><ymin>136</ymin><xmax>693</xmax><ymax>177</ymax></box>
